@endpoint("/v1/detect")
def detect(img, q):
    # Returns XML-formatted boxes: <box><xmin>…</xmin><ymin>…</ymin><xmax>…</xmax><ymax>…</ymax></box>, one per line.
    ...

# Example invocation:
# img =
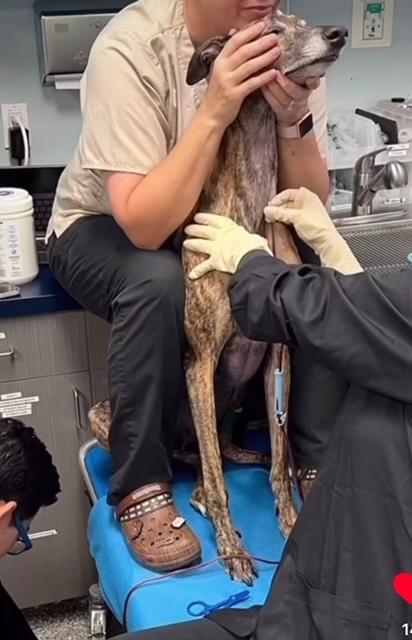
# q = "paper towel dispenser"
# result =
<box><xmin>34</xmin><ymin>0</ymin><xmax>132</xmax><ymax>87</ymax></box>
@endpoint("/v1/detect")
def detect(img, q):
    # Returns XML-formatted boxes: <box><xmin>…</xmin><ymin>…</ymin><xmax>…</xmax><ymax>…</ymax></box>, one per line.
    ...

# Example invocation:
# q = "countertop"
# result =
<box><xmin>0</xmin><ymin>266</ymin><xmax>81</xmax><ymax>318</ymax></box>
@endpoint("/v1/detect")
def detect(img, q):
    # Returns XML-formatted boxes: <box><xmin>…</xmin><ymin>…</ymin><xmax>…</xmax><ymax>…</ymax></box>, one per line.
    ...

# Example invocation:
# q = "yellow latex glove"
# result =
<box><xmin>184</xmin><ymin>213</ymin><xmax>272</xmax><ymax>280</ymax></box>
<box><xmin>264</xmin><ymin>187</ymin><xmax>363</xmax><ymax>275</ymax></box>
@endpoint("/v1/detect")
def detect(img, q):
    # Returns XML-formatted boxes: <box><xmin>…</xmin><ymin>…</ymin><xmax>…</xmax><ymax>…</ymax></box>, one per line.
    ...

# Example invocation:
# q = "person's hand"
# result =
<box><xmin>264</xmin><ymin>187</ymin><xmax>363</xmax><ymax>274</ymax></box>
<box><xmin>265</xmin><ymin>187</ymin><xmax>335</xmax><ymax>239</ymax></box>
<box><xmin>184</xmin><ymin>213</ymin><xmax>272</xmax><ymax>279</ymax></box>
<box><xmin>201</xmin><ymin>22</ymin><xmax>280</xmax><ymax>130</ymax></box>
<box><xmin>262</xmin><ymin>73</ymin><xmax>320</xmax><ymax>126</ymax></box>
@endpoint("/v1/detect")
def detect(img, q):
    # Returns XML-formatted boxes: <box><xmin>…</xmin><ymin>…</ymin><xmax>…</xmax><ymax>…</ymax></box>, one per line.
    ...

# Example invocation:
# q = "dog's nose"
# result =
<box><xmin>323</xmin><ymin>26</ymin><xmax>348</xmax><ymax>47</ymax></box>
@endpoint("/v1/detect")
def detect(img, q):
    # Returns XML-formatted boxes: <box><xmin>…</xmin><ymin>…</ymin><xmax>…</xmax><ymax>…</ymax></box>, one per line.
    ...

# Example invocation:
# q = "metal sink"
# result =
<box><xmin>334</xmin><ymin>209</ymin><xmax>412</xmax><ymax>275</ymax></box>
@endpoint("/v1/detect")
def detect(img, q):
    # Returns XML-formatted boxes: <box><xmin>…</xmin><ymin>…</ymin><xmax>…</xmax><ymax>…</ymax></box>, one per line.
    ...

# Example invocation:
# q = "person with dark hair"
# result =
<box><xmin>0</xmin><ymin>418</ymin><xmax>61</xmax><ymax>640</ymax></box>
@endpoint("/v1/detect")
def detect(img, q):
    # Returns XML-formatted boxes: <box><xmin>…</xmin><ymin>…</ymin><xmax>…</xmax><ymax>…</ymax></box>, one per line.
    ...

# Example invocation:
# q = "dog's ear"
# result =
<box><xmin>186</xmin><ymin>35</ymin><xmax>229</xmax><ymax>85</ymax></box>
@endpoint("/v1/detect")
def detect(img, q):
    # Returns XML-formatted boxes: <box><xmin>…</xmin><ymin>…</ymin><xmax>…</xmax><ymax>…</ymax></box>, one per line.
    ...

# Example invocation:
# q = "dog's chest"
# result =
<box><xmin>183</xmin><ymin>98</ymin><xmax>277</xmax><ymax>380</ymax></box>
<box><xmin>198</xmin><ymin>97</ymin><xmax>278</xmax><ymax>232</ymax></box>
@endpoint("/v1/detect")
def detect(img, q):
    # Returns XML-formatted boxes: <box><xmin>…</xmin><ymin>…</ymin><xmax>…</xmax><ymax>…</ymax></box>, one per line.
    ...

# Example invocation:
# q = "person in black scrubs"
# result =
<box><xmin>0</xmin><ymin>418</ymin><xmax>60</xmax><ymax>640</ymax></box>
<box><xmin>115</xmin><ymin>187</ymin><xmax>412</xmax><ymax>639</ymax></box>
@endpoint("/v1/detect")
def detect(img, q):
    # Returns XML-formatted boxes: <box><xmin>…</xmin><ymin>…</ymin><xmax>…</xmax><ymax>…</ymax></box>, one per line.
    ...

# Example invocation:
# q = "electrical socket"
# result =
<box><xmin>352</xmin><ymin>0</ymin><xmax>395</xmax><ymax>49</ymax></box>
<box><xmin>1</xmin><ymin>103</ymin><xmax>30</xmax><ymax>149</ymax></box>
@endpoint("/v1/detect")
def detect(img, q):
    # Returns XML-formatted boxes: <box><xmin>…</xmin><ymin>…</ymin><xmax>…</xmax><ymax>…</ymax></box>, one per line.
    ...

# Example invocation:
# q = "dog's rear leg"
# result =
<box><xmin>186</xmin><ymin>357</ymin><xmax>257</xmax><ymax>585</ymax></box>
<box><xmin>264</xmin><ymin>345</ymin><xmax>298</xmax><ymax>537</ymax></box>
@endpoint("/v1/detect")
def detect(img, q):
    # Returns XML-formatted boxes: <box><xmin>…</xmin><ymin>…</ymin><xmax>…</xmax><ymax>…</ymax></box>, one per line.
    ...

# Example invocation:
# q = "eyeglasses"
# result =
<box><xmin>8</xmin><ymin>513</ymin><xmax>33</xmax><ymax>556</ymax></box>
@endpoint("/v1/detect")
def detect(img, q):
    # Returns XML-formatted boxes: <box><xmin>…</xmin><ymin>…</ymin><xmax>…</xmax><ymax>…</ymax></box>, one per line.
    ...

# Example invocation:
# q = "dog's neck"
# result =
<box><xmin>198</xmin><ymin>93</ymin><xmax>278</xmax><ymax>234</ymax></box>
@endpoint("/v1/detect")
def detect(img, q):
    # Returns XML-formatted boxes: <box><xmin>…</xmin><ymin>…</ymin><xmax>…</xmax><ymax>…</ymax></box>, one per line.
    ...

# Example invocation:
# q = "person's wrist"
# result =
<box><xmin>318</xmin><ymin>232</ymin><xmax>349</xmax><ymax>262</ymax></box>
<box><xmin>197</xmin><ymin>102</ymin><xmax>230</xmax><ymax>136</ymax></box>
<box><xmin>235</xmin><ymin>234</ymin><xmax>271</xmax><ymax>268</ymax></box>
<box><xmin>276</xmin><ymin>104</ymin><xmax>310</xmax><ymax>128</ymax></box>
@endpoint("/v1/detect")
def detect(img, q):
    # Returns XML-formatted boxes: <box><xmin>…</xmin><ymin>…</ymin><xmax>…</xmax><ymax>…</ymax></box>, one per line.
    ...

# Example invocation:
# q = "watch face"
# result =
<box><xmin>299</xmin><ymin>113</ymin><xmax>314</xmax><ymax>138</ymax></box>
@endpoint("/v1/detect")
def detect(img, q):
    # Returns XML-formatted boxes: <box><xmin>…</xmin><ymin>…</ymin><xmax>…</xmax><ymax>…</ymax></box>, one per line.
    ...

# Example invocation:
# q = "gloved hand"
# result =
<box><xmin>264</xmin><ymin>187</ymin><xmax>363</xmax><ymax>275</ymax></box>
<box><xmin>184</xmin><ymin>213</ymin><xmax>272</xmax><ymax>279</ymax></box>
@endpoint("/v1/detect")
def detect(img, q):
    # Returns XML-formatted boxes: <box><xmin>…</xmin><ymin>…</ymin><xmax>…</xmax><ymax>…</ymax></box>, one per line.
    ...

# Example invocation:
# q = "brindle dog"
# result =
<box><xmin>89</xmin><ymin>11</ymin><xmax>347</xmax><ymax>585</ymax></box>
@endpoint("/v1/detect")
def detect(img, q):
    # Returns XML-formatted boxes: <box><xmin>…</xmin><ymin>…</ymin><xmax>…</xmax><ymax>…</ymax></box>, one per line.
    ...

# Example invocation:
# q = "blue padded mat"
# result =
<box><xmin>85</xmin><ymin>434</ymin><xmax>286</xmax><ymax>632</ymax></box>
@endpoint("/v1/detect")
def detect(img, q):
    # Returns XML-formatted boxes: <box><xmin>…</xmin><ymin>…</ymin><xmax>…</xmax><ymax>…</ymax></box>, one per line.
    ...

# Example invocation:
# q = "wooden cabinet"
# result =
<box><xmin>0</xmin><ymin>312</ymin><xmax>97</xmax><ymax>609</ymax></box>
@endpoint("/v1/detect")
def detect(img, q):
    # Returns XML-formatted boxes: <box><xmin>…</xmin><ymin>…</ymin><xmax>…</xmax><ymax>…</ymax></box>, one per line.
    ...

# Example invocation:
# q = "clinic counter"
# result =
<box><xmin>0</xmin><ymin>266</ymin><xmax>81</xmax><ymax>318</ymax></box>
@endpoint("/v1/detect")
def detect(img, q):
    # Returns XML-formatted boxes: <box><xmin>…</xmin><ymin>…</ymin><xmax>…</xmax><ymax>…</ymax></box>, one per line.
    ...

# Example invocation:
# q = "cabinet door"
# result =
<box><xmin>0</xmin><ymin>312</ymin><xmax>89</xmax><ymax>383</ymax></box>
<box><xmin>0</xmin><ymin>373</ymin><xmax>96</xmax><ymax>609</ymax></box>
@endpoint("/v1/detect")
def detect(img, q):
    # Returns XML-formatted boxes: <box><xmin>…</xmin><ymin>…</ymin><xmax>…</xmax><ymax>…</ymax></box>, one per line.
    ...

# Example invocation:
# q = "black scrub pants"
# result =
<box><xmin>48</xmin><ymin>216</ymin><xmax>185</xmax><ymax>505</ymax></box>
<box><xmin>116</xmin><ymin>392</ymin><xmax>412</xmax><ymax>639</ymax></box>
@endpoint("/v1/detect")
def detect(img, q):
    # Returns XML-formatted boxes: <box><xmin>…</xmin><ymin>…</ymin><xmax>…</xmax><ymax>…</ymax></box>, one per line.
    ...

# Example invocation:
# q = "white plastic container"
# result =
<box><xmin>0</xmin><ymin>188</ymin><xmax>39</xmax><ymax>285</ymax></box>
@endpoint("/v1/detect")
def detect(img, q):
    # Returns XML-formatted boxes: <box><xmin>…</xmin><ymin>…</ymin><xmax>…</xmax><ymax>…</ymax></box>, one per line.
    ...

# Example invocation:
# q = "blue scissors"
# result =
<box><xmin>187</xmin><ymin>590</ymin><xmax>251</xmax><ymax>617</ymax></box>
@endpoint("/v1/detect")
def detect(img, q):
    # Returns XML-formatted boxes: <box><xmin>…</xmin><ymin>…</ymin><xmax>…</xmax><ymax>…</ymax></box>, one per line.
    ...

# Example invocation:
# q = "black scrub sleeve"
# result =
<box><xmin>229</xmin><ymin>251</ymin><xmax>412</xmax><ymax>403</ymax></box>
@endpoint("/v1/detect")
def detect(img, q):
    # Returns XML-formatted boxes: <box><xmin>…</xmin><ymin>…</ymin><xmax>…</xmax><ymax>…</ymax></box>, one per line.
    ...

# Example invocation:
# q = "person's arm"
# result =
<box><xmin>104</xmin><ymin>23</ymin><xmax>279</xmax><ymax>250</ymax></box>
<box><xmin>229</xmin><ymin>253</ymin><xmax>412</xmax><ymax>402</ymax></box>
<box><xmin>263</xmin><ymin>76</ymin><xmax>330</xmax><ymax>203</ymax></box>
<box><xmin>104</xmin><ymin>111</ymin><xmax>224</xmax><ymax>250</ymax></box>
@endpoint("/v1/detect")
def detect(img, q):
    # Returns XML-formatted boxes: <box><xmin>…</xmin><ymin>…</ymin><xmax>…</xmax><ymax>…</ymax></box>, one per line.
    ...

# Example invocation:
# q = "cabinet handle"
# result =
<box><xmin>0</xmin><ymin>346</ymin><xmax>15</xmax><ymax>358</ymax></box>
<box><xmin>72</xmin><ymin>386</ymin><xmax>86</xmax><ymax>431</ymax></box>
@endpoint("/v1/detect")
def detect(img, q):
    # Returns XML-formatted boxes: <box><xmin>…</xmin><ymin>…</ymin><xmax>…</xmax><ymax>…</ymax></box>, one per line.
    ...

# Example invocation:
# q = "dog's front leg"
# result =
<box><xmin>264</xmin><ymin>344</ymin><xmax>297</xmax><ymax>537</ymax></box>
<box><xmin>186</xmin><ymin>355</ymin><xmax>257</xmax><ymax>585</ymax></box>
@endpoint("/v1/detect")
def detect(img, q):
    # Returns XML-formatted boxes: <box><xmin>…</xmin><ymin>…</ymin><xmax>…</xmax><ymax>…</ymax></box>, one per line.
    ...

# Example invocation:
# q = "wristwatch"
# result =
<box><xmin>277</xmin><ymin>112</ymin><xmax>314</xmax><ymax>140</ymax></box>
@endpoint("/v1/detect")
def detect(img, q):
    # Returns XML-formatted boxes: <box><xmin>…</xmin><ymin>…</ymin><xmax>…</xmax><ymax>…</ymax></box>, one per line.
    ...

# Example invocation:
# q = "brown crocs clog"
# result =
<box><xmin>117</xmin><ymin>483</ymin><xmax>202</xmax><ymax>572</ymax></box>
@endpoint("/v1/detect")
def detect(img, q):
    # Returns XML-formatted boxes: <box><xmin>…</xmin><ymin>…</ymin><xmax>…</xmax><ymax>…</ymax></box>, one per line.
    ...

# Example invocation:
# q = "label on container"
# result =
<box><xmin>0</xmin><ymin>333</ymin><xmax>5</xmax><ymax>340</ymax></box>
<box><xmin>0</xmin><ymin>222</ymin><xmax>21</xmax><ymax>279</ymax></box>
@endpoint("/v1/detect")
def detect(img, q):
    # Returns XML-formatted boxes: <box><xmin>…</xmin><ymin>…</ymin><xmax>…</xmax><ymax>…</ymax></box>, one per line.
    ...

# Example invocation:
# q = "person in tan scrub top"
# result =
<box><xmin>46</xmin><ymin>0</ymin><xmax>333</xmax><ymax>572</ymax></box>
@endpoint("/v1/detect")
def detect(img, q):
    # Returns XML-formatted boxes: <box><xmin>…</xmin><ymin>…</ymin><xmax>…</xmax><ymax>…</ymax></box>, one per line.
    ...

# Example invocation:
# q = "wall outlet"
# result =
<box><xmin>1</xmin><ymin>103</ymin><xmax>30</xmax><ymax>149</ymax></box>
<box><xmin>352</xmin><ymin>0</ymin><xmax>395</xmax><ymax>48</ymax></box>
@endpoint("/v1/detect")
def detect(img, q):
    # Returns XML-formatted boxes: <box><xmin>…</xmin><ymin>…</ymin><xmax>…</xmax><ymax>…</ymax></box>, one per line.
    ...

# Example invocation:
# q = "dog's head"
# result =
<box><xmin>187</xmin><ymin>11</ymin><xmax>348</xmax><ymax>86</ymax></box>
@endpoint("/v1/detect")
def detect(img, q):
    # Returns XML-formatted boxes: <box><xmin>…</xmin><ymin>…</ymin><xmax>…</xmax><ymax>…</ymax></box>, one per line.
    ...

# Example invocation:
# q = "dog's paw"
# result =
<box><xmin>218</xmin><ymin>535</ymin><xmax>258</xmax><ymax>586</ymax></box>
<box><xmin>225</xmin><ymin>554</ymin><xmax>258</xmax><ymax>586</ymax></box>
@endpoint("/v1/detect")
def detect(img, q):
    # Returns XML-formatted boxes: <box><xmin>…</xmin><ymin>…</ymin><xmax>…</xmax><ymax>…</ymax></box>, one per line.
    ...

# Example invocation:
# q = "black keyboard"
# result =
<box><xmin>33</xmin><ymin>192</ymin><xmax>55</xmax><ymax>233</ymax></box>
<box><xmin>33</xmin><ymin>193</ymin><xmax>55</xmax><ymax>265</ymax></box>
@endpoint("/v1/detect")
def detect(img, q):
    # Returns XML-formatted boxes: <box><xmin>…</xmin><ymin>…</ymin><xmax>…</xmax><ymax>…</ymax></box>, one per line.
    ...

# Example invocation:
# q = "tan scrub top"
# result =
<box><xmin>46</xmin><ymin>0</ymin><xmax>329</xmax><ymax>241</ymax></box>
